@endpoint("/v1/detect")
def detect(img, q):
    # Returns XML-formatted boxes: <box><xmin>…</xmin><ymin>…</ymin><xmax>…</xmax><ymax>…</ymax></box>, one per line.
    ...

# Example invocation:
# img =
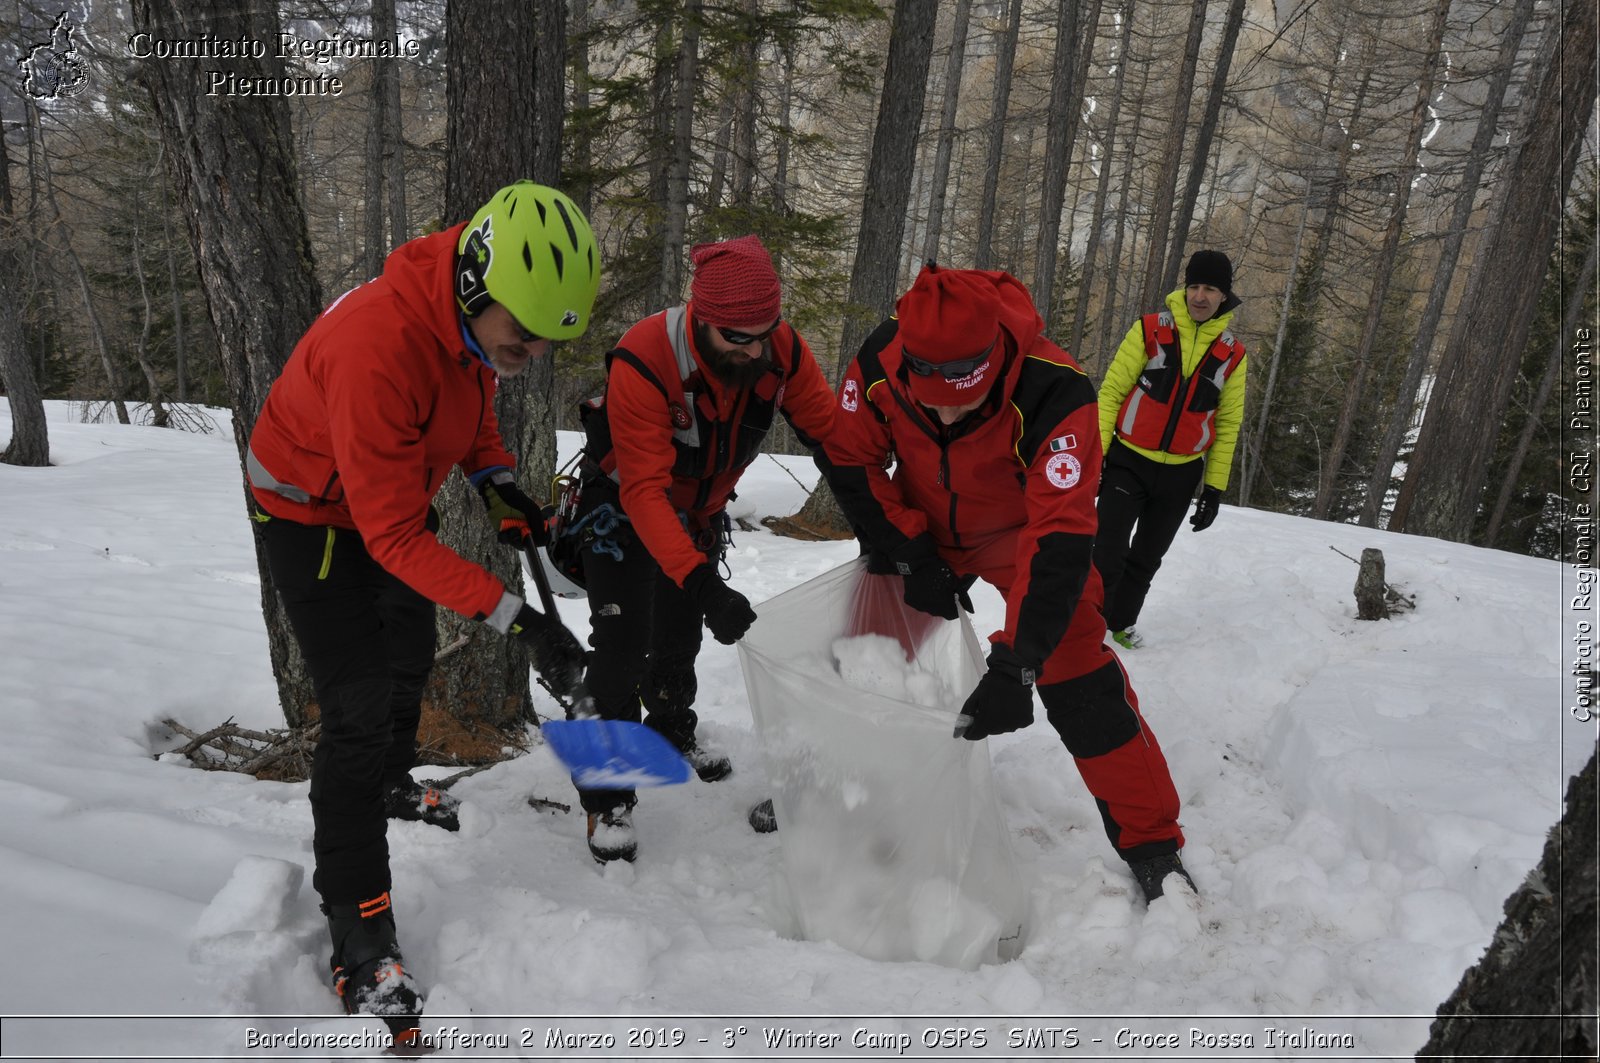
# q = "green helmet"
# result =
<box><xmin>455</xmin><ymin>182</ymin><xmax>600</xmax><ymax>341</ymax></box>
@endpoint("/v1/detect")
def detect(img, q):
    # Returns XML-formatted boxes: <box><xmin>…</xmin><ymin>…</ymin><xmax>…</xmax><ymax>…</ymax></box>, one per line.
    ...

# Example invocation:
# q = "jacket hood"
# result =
<box><xmin>379</xmin><ymin>223</ymin><xmax>469</xmax><ymax>357</ymax></box>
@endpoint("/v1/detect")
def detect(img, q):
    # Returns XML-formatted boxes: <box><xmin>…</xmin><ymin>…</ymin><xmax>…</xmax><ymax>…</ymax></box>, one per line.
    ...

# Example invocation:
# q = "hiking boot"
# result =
<box><xmin>1111</xmin><ymin>627</ymin><xmax>1144</xmax><ymax>650</ymax></box>
<box><xmin>748</xmin><ymin>798</ymin><xmax>777</xmax><ymax>834</ymax></box>
<box><xmin>324</xmin><ymin>893</ymin><xmax>427</xmax><ymax>1049</ymax></box>
<box><xmin>586</xmin><ymin>805</ymin><xmax>637</xmax><ymax>863</ymax></box>
<box><xmin>682</xmin><ymin>739</ymin><xmax>732</xmax><ymax>783</ymax></box>
<box><xmin>384</xmin><ymin>778</ymin><xmax>461</xmax><ymax>832</ymax></box>
<box><xmin>1128</xmin><ymin>852</ymin><xmax>1196</xmax><ymax>903</ymax></box>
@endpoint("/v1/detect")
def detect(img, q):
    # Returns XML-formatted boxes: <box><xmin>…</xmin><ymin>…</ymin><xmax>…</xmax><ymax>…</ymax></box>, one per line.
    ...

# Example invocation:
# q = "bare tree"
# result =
<box><xmin>430</xmin><ymin>0</ymin><xmax>566</xmax><ymax>729</ymax></box>
<box><xmin>132</xmin><ymin>0</ymin><xmax>322</xmax><ymax>725</ymax></box>
<box><xmin>1391</xmin><ymin>0</ymin><xmax>1597</xmax><ymax>540</ymax></box>
<box><xmin>657</xmin><ymin>0</ymin><xmax>700</xmax><ymax>310</ymax></box>
<box><xmin>834</xmin><ymin>0</ymin><xmax>937</xmax><ymax>372</ymax></box>
<box><xmin>973</xmin><ymin>0</ymin><xmax>1023</xmax><ymax>270</ymax></box>
<box><xmin>1311</xmin><ymin>0</ymin><xmax>1452</xmax><ymax>520</ymax></box>
<box><xmin>922</xmin><ymin>0</ymin><xmax>973</xmax><ymax>265</ymax></box>
<box><xmin>0</xmin><ymin>105</ymin><xmax>47</xmax><ymax>467</ymax></box>
<box><xmin>1032</xmin><ymin>0</ymin><xmax>1081</xmax><ymax>325</ymax></box>
<box><xmin>1359</xmin><ymin>0</ymin><xmax>1537</xmax><ymax>527</ymax></box>
<box><xmin>1136</xmin><ymin>0</ymin><xmax>1208</xmax><ymax>309</ymax></box>
<box><xmin>1161</xmin><ymin>0</ymin><xmax>1247</xmax><ymax>284</ymax></box>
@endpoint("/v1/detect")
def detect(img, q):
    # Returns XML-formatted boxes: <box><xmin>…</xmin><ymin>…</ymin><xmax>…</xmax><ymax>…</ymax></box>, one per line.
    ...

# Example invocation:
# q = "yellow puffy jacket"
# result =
<box><xmin>1097</xmin><ymin>288</ymin><xmax>1247</xmax><ymax>491</ymax></box>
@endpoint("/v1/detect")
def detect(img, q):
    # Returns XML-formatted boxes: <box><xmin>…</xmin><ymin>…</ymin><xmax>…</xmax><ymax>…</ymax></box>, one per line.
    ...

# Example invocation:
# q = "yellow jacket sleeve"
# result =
<box><xmin>1098</xmin><ymin>319</ymin><xmax>1149</xmax><ymax>454</ymax></box>
<box><xmin>1203</xmin><ymin>354</ymin><xmax>1248</xmax><ymax>490</ymax></box>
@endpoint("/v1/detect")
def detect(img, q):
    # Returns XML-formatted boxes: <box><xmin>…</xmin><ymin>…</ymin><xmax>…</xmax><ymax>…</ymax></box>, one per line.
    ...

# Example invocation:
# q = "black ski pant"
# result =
<box><xmin>576</xmin><ymin>482</ymin><xmax>711</xmax><ymax>815</ymax></box>
<box><xmin>260</xmin><ymin>515</ymin><xmax>435</xmax><ymax>906</ymax></box>
<box><xmin>1093</xmin><ymin>440</ymin><xmax>1205</xmax><ymax>633</ymax></box>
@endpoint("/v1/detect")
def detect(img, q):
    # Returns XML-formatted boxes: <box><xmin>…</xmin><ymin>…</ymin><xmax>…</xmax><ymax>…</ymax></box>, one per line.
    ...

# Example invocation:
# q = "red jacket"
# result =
<box><xmin>582</xmin><ymin>303</ymin><xmax>838</xmax><ymax>586</ymax></box>
<box><xmin>248</xmin><ymin>224</ymin><xmax>515</xmax><ymax>621</ymax></box>
<box><xmin>824</xmin><ymin>271</ymin><xmax>1102</xmax><ymax>670</ymax></box>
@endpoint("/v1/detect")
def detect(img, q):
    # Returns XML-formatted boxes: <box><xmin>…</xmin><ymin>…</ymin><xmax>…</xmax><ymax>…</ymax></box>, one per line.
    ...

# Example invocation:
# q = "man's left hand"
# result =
<box><xmin>1190</xmin><ymin>486</ymin><xmax>1222</xmax><ymax>532</ymax></box>
<box><xmin>479</xmin><ymin>474</ymin><xmax>548</xmax><ymax>547</ymax></box>
<box><xmin>955</xmin><ymin>646</ymin><xmax>1036</xmax><ymax>741</ymax></box>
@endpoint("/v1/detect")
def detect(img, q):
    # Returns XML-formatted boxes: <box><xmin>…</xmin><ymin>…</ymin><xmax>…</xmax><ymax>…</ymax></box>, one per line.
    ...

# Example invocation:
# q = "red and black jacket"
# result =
<box><xmin>580</xmin><ymin>302</ymin><xmax>837</xmax><ymax>586</ymax></box>
<box><xmin>823</xmin><ymin>271</ymin><xmax>1101</xmax><ymax>672</ymax></box>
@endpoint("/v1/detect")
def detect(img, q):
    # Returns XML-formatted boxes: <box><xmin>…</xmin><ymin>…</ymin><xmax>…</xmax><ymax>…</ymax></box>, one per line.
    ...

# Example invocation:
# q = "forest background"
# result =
<box><xmin>0</xmin><ymin>0</ymin><xmax>1594</xmax><ymax>734</ymax></box>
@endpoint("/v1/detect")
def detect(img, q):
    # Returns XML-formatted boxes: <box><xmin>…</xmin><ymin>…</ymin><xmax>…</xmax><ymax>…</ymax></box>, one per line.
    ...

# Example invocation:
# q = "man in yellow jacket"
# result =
<box><xmin>1095</xmin><ymin>250</ymin><xmax>1247</xmax><ymax>649</ymax></box>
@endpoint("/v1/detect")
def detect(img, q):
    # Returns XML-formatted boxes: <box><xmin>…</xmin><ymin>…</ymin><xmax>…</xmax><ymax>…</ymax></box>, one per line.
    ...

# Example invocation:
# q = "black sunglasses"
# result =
<box><xmin>902</xmin><ymin>338</ymin><xmax>996</xmax><ymax>380</ymax></box>
<box><xmin>517</xmin><ymin>325</ymin><xmax>549</xmax><ymax>344</ymax></box>
<box><xmin>717</xmin><ymin>318</ymin><xmax>782</xmax><ymax>346</ymax></box>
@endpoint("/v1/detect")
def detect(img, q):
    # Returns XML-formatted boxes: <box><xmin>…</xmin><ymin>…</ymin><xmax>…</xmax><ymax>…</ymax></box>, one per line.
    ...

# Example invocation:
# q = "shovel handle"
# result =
<box><xmin>519</xmin><ymin>538</ymin><xmax>598</xmax><ymax>719</ymax></box>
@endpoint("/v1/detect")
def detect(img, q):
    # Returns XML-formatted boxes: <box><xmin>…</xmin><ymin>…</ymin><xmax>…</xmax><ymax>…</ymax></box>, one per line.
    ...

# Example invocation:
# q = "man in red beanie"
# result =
<box><xmin>563</xmin><ymin>234</ymin><xmax>839</xmax><ymax>863</ymax></box>
<box><xmin>824</xmin><ymin>263</ymin><xmax>1194</xmax><ymax>903</ymax></box>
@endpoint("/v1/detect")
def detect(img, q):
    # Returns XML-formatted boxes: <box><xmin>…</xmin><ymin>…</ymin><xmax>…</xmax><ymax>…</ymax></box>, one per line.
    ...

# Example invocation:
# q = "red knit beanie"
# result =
<box><xmin>895</xmin><ymin>264</ymin><xmax>1002</xmax><ymax>406</ymax></box>
<box><xmin>689</xmin><ymin>235</ymin><xmax>781</xmax><ymax>329</ymax></box>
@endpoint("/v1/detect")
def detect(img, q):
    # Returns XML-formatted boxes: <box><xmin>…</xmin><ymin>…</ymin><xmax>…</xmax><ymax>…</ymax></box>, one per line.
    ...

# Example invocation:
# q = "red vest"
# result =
<box><xmin>1115</xmin><ymin>310</ymin><xmax>1246</xmax><ymax>455</ymax></box>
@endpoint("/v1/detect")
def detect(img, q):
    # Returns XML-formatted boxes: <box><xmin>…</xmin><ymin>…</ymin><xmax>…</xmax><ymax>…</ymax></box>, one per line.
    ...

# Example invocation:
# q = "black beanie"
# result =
<box><xmin>1185</xmin><ymin>250</ymin><xmax>1233</xmax><ymax>293</ymax></box>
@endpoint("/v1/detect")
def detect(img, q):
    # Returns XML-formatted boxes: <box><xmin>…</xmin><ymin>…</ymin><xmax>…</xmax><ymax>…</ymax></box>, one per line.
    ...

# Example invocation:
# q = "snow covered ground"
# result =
<box><xmin>0</xmin><ymin>402</ymin><xmax>1590</xmax><ymax>1060</ymax></box>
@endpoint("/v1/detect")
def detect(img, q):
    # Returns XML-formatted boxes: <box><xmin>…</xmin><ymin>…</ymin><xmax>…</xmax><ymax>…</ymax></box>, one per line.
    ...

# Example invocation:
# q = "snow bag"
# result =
<box><xmin>738</xmin><ymin>558</ymin><xmax>1030</xmax><ymax>968</ymax></box>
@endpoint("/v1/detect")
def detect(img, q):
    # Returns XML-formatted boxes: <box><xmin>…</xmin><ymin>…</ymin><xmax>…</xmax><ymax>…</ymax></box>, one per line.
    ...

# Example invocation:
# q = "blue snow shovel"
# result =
<box><xmin>518</xmin><ymin>537</ymin><xmax>691</xmax><ymax>788</ymax></box>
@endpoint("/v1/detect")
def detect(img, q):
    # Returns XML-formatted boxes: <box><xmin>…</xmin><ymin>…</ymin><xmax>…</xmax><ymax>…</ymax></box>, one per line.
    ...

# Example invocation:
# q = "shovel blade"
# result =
<box><xmin>540</xmin><ymin>719</ymin><xmax>692</xmax><ymax>788</ymax></box>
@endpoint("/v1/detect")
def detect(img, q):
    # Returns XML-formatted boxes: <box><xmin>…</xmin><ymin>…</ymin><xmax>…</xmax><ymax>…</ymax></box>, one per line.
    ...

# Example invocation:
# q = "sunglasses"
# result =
<box><xmin>902</xmin><ymin>338</ymin><xmax>996</xmax><ymax>380</ymax></box>
<box><xmin>716</xmin><ymin>318</ymin><xmax>782</xmax><ymax>346</ymax></box>
<box><xmin>517</xmin><ymin>325</ymin><xmax>549</xmax><ymax>344</ymax></box>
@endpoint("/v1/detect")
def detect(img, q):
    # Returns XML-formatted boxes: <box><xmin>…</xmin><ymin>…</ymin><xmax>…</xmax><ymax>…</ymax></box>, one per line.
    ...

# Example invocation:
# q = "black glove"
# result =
<box><xmin>509</xmin><ymin>603</ymin><xmax>586</xmax><ymax>697</ymax></box>
<box><xmin>479</xmin><ymin>473</ymin><xmax>548</xmax><ymax>547</ymax></box>
<box><xmin>955</xmin><ymin>646</ymin><xmax>1036</xmax><ymax>741</ymax></box>
<box><xmin>1189</xmin><ymin>485</ymin><xmax>1222</xmax><ymax>532</ymax></box>
<box><xmin>685</xmin><ymin>564</ymin><xmax>757</xmax><ymax>645</ymax></box>
<box><xmin>893</xmin><ymin>536</ymin><xmax>972</xmax><ymax>620</ymax></box>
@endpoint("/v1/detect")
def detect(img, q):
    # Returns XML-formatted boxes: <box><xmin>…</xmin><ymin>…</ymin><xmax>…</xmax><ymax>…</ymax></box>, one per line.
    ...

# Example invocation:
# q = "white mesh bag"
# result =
<box><xmin>738</xmin><ymin>558</ymin><xmax>1030</xmax><ymax>969</ymax></box>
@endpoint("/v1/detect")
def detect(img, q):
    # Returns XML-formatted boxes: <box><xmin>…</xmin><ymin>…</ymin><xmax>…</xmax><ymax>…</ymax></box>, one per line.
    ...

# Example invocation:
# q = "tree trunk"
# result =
<box><xmin>1069</xmin><ymin>0</ymin><xmax>1135</xmax><ymax>364</ymax></box>
<box><xmin>1360</xmin><ymin>0</ymin><xmax>1537</xmax><ymax>527</ymax></box>
<box><xmin>835</xmin><ymin>0</ymin><xmax>937</xmax><ymax>375</ymax></box>
<box><xmin>1094</xmin><ymin>48</ymin><xmax>1153</xmax><ymax>362</ymax></box>
<box><xmin>658</xmin><ymin>0</ymin><xmax>700</xmax><ymax>310</ymax></box>
<box><xmin>0</xmin><ymin>104</ymin><xmax>48</xmax><ymax>467</ymax></box>
<box><xmin>973</xmin><ymin>0</ymin><xmax>1024</xmax><ymax>271</ymax></box>
<box><xmin>159</xmin><ymin>170</ymin><xmax>188</xmax><ymax>403</ymax></box>
<box><xmin>1311</xmin><ymin>0</ymin><xmax>1451</xmax><ymax>521</ymax></box>
<box><xmin>361</xmin><ymin>0</ymin><xmax>388</xmax><ymax>281</ymax></box>
<box><xmin>922</xmin><ymin>0</ymin><xmax>973</xmax><ymax>265</ymax></box>
<box><xmin>127</xmin><ymin>188</ymin><xmax>170</xmax><ymax>426</ymax></box>
<box><xmin>1240</xmin><ymin>197</ymin><xmax>1312</xmax><ymax>506</ymax></box>
<box><xmin>1418</xmin><ymin>746</ymin><xmax>1598</xmax><ymax>1058</ymax></box>
<box><xmin>1486</xmin><ymin>236</ymin><xmax>1599</xmax><ymax>542</ymax></box>
<box><xmin>730</xmin><ymin>0</ymin><xmax>760</xmax><ymax>210</ymax></box>
<box><xmin>132</xmin><ymin>0</ymin><xmax>322</xmax><ymax>726</ymax></box>
<box><xmin>570</xmin><ymin>0</ymin><xmax>595</xmax><ymax>216</ymax></box>
<box><xmin>1032</xmin><ymin>0</ymin><xmax>1081</xmax><ymax>326</ymax></box>
<box><xmin>1161</xmin><ymin>0</ymin><xmax>1247</xmax><ymax>284</ymax></box>
<box><xmin>1137</xmin><ymin>0</ymin><xmax>1208</xmax><ymax>310</ymax></box>
<box><xmin>378</xmin><ymin>0</ymin><xmax>407</xmax><ymax>247</ymax></box>
<box><xmin>433</xmin><ymin>0</ymin><xmax>564</xmax><ymax>731</ymax></box>
<box><xmin>1391</xmin><ymin>0</ymin><xmax>1597</xmax><ymax>540</ymax></box>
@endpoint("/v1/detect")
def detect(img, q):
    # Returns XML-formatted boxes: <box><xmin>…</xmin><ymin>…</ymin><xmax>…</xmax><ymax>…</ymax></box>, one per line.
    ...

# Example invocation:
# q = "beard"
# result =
<box><xmin>695</xmin><ymin>321</ymin><xmax>774</xmax><ymax>388</ymax></box>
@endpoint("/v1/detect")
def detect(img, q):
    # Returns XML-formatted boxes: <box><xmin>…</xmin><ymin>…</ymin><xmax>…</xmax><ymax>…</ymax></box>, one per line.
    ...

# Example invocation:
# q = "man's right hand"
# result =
<box><xmin>685</xmin><ymin>564</ymin><xmax>757</xmax><ymax>644</ymax></box>
<box><xmin>509</xmin><ymin>603</ymin><xmax>587</xmax><ymax>697</ymax></box>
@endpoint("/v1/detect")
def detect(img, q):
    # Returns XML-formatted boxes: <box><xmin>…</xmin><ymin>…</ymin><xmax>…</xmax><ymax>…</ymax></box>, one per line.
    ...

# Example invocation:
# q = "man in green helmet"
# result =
<box><xmin>246</xmin><ymin>181</ymin><xmax>601</xmax><ymax>1045</ymax></box>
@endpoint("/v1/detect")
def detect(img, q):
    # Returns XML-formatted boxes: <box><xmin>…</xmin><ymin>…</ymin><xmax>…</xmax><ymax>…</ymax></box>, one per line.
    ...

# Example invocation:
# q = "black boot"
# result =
<box><xmin>1128</xmin><ymin>852</ymin><xmax>1197</xmax><ymax>903</ymax></box>
<box><xmin>384</xmin><ymin>778</ymin><xmax>461</xmax><ymax>832</ymax></box>
<box><xmin>747</xmin><ymin>798</ymin><xmax>777</xmax><ymax>833</ymax></box>
<box><xmin>324</xmin><ymin>893</ymin><xmax>429</xmax><ymax>1053</ymax></box>
<box><xmin>586</xmin><ymin>801</ymin><xmax>638</xmax><ymax>863</ymax></box>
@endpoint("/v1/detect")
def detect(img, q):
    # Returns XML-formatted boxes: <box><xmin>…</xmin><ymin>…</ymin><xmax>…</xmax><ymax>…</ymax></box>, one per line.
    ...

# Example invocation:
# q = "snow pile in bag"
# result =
<box><xmin>738</xmin><ymin>558</ymin><xmax>1030</xmax><ymax>969</ymax></box>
